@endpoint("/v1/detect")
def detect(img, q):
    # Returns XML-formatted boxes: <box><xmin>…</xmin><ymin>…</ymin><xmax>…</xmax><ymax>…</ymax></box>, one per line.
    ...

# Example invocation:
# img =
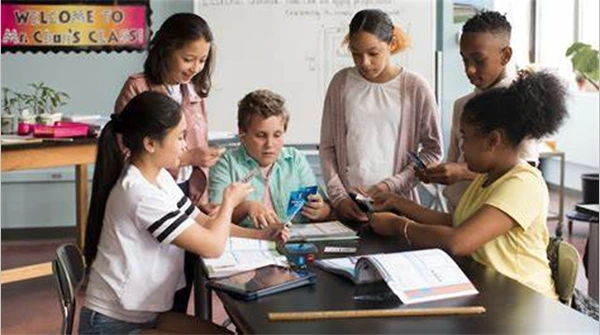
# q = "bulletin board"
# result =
<box><xmin>1</xmin><ymin>0</ymin><xmax>152</xmax><ymax>53</ymax></box>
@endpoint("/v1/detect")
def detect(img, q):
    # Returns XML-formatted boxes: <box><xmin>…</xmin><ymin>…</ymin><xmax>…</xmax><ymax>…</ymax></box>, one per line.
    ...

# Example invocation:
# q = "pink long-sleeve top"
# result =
<box><xmin>319</xmin><ymin>67</ymin><xmax>443</xmax><ymax>207</ymax></box>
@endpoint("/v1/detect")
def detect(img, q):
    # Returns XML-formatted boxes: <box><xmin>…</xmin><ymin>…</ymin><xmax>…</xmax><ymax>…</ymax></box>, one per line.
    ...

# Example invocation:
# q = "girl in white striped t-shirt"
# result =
<box><xmin>81</xmin><ymin>91</ymin><xmax>287</xmax><ymax>334</ymax></box>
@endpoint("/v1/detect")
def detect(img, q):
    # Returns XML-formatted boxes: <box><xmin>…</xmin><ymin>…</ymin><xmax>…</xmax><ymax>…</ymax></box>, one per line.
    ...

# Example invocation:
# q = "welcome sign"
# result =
<box><xmin>1</xmin><ymin>0</ymin><xmax>151</xmax><ymax>53</ymax></box>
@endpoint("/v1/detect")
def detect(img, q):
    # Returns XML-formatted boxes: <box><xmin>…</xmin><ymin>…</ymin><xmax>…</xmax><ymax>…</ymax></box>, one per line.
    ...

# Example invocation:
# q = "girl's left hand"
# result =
<box><xmin>371</xmin><ymin>192</ymin><xmax>403</xmax><ymax>213</ymax></box>
<box><xmin>369</xmin><ymin>212</ymin><xmax>403</xmax><ymax>237</ymax></box>
<box><xmin>260</xmin><ymin>223</ymin><xmax>290</xmax><ymax>244</ymax></box>
<box><xmin>301</xmin><ymin>194</ymin><xmax>332</xmax><ymax>221</ymax></box>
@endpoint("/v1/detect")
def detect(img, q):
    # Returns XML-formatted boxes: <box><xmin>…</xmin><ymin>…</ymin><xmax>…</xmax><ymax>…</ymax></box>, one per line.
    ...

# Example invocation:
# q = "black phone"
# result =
<box><xmin>206</xmin><ymin>266</ymin><xmax>316</xmax><ymax>301</ymax></box>
<box><xmin>349</xmin><ymin>192</ymin><xmax>374</xmax><ymax>213</ymax></box>
<box><xmin>407</xmin><ymin>151</ymin><xmax>427</xmax><ymax>170</ymax></box>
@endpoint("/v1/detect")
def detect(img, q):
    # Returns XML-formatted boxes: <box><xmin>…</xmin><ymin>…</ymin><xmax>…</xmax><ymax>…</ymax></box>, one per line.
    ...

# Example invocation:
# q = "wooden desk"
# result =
<box><xmin>196</xmin><ymin>229</ymin><xmax>598</xmax><ymax>334</ymax></box>
<box><xmin>1</xmin><ymin>138</ymin><xmax>96</xmax><ymax>284</ymax></box>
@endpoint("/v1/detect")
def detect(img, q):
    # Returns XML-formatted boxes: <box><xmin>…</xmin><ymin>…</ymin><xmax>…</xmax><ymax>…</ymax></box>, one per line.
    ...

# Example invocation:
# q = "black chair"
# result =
<box><xmin>52</xmin><ymin>244</ymin><xmax>85</xmax><ymax>335</ymax></box>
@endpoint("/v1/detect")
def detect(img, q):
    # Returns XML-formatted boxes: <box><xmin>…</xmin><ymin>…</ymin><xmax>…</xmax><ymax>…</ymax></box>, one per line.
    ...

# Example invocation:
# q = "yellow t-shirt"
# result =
<box><xmin>453</xmin><ymin>163</ymin><xmax>557</xmax><ymax>299</ymax></box>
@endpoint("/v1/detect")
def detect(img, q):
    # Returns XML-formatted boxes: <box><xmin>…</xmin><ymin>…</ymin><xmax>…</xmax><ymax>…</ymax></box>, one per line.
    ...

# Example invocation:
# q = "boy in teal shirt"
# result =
<box><xmin>209</xmin><ymin>89</ymin><xmax>332</xmax><ymax>228</ymax></box>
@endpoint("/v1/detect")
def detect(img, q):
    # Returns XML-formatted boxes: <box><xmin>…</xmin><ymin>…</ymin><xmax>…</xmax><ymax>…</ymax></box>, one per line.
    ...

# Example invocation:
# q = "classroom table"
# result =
<box><xmin>1</xmin><ymin>138</ymin><xmax>97</xmax><ymax>284</ymax></box>
<box><xmin>575</xmin><ymin>204</ymin><xmax>600</xmax><ymax>302</ymax></box>
<box><xmin>195</xmin><ymin>228</ymin><xmax>598</xmax><ymax>334</ymax></box>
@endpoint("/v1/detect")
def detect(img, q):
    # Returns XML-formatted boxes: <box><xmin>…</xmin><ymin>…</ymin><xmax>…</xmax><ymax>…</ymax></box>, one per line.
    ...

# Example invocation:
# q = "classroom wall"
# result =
<box><xmin>542</xmin><ymin>92</ymin><xmax>600</xmax><ymax>191</ymax></box>
<box><xmin>1</xmin><ymin>0</ymin><xmax>596</xmax><ymax>230</ymax></box>
<box><xmin>1</xmin><ymin>0</ymin><xmax>194</xmax><ymax>229</ymax></box>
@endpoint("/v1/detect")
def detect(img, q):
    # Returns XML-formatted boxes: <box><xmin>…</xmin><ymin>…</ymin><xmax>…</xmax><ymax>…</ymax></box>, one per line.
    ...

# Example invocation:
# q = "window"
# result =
<box><xmin>494</xmin><ymin>0</ymin><xmax>534</xmax><ymax>68</ymax></box>
<box><xmin>533</xmin><ymin>0</ymin><xmax>598</xmax><ymax>85</ymax></box>
<box><xmin>579</xmin><ymin>0</ymin><xmax>599</xmax><ymax>50</ymax></box>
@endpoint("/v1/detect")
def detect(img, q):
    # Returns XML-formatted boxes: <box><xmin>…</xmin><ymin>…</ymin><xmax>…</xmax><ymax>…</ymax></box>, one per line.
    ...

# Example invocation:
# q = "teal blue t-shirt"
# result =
<box><xmin>209</xmin><ymin>145</ymin><xmax>318</xmax><ymax>227</ymax></box>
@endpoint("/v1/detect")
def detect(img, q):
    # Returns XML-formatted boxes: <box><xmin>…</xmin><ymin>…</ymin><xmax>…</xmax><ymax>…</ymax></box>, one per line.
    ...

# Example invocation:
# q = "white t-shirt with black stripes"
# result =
<box><xmin>84</xmin><ymin>164</ymin><xmax>202</xmax><ymax>323</ymax></box>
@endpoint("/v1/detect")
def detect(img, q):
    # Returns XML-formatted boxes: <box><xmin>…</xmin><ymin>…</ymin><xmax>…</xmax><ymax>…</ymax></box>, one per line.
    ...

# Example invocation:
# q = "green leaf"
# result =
<box><xmin>566</xmin><ymin>42</ymin><xmax>589</xmax><ymax>56</ymax></box>
<box><xmin>567</xmin><ymin>42</ymin><xmax>599</xmax><ymax>85</ymax></box>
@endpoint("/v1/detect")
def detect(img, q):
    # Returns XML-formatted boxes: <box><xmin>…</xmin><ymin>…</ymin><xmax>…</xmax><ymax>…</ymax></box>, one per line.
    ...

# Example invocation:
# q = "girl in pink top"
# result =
<box><xmin>114</xmin><ymin>13</ymin><xmax>223</xmax><ymax>208</ymax></box>
<box><xmin>113</xmin><ymin>13</ymin><xmax>224</xmax><ymax>314</ymax></box>
<box><xmin>319</xmin><ymin>9</ymin><xmax>443</xmax><ymax>223</ymax></box>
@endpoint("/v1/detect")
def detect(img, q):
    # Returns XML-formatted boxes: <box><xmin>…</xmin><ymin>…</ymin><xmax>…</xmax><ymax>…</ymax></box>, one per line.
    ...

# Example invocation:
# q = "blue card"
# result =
<box><xmin>285</xmin><ymin>185</ymin><xmax>318</xmax><ymax>223</ymax></box>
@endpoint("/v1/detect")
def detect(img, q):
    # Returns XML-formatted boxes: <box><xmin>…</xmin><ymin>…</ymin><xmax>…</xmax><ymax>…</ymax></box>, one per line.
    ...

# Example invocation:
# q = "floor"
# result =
<box><xmin>0</xmin><ymin>189</ymin><xmax>593</xmax><ymax>334</ymax></box>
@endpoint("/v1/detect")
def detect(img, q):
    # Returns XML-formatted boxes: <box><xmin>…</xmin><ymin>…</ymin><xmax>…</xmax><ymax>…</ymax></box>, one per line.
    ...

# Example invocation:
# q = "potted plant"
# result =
<box><xmin>565</xmin><ymin>42</ymin><xmax>599</xmax><ymax>204</ymax></box>
<box><xmin>2</xmin><ymin>87</ymin><xmax>17</xmax><ymax>134</ymax></box>
<box><xmin>566</xmin><ymin>42</ymin><xmax>599</xmax><ymax>91</ymax></box>
<box><xmin>28</xmin><ymin>82</ymin><xmax>70</xmax><ymax>125</ymax></box>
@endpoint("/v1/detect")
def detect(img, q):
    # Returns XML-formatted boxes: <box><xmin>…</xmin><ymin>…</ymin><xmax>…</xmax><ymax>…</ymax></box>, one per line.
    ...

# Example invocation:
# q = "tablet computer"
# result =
<box><xmin>206</xmin><ymin>265</ymin><xmax>317</xmax><ymax>301</ymax></box>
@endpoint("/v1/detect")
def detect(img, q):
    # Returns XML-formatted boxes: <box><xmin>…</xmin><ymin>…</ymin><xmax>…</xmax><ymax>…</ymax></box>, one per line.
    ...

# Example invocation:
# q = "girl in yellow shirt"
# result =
<box><xmin>368</xmin><ymin>71</ymin><xmax>568</xmax><ymax>298</ymax></box>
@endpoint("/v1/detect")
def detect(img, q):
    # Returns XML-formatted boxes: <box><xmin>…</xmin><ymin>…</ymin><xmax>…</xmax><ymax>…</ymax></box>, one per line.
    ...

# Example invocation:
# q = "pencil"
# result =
<box><xmin>268</xmin><ymin>306</ymin><xmax>486</xmax><ymax>321</ymax></box>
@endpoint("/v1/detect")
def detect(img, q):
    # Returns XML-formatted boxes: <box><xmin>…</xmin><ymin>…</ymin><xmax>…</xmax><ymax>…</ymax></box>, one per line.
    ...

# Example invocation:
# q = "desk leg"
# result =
<box><xmin>75</xmin><ymin>164</ymin><xmax>89</xmax><ymax>249</ymax></box>
<box><xmin>588</xmin><ymin>223</ymin><xmax>598</xmax><ymax>302</ymax></box>
<box><xmin>194</xmin><ymin>258</ymin><xmax>212</xmax><ymax>321</ymax></box>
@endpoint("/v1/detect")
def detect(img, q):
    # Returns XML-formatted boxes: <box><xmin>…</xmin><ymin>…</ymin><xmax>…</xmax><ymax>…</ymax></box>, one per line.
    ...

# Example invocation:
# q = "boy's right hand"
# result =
<box><xmin>222</xmin><ymin>182</ymin><xmax>253</xmax><ymax>209</ymax></box>
<box><xmin>336</xmin><ymin>198</ymin><xmax>369</xmax><ymax>223</ymax></box>
<box><xmin>247</xmin><ymin>202</ymin><xmax>280</xmax><ymax>229</ymax></box>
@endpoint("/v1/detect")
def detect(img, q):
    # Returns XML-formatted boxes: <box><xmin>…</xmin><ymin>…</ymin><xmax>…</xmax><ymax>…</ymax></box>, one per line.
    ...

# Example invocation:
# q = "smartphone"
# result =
<box><xmin>407</xmin><ymin>151</ymin><xmax>427</xmax><ymax>170</ymax></box>
<box><xmin>349</xmin><ymin>192</ymin><xmax>374</xmax><ymax>213</ymax></box>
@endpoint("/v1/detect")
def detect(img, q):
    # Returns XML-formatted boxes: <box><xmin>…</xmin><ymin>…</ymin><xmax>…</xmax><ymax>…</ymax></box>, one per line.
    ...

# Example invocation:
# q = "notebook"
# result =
<box><xmin>202</xmin><ymin>237</ymin><xmax>287</xmax><ymax>278</ymax></box>
<box><xmin>315</xmin><ymin>248</ymin><xmax>478</xmax><ymax>304</ymax></box>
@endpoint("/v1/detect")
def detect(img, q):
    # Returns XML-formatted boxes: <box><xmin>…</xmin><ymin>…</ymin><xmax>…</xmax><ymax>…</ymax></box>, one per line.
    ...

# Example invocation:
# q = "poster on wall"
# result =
<box><xmin>1</xmin><ymin>0</ymin><xmax>151</xmax><ymax>53</ymax></box>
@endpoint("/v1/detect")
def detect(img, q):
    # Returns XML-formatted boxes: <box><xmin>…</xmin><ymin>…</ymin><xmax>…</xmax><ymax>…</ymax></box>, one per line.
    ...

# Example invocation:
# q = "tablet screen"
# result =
<box><xmin>213</xmin><ymin>266</ymin><xmax>299</xmax><ymax>292</ymax></box>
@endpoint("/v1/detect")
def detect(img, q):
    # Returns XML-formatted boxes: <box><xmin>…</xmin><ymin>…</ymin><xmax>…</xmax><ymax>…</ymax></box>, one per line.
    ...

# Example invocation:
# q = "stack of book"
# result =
<box><xmin>289</xmin><ymin>221</ymin><xmax>358</xmax><ymax>242</ymax></box>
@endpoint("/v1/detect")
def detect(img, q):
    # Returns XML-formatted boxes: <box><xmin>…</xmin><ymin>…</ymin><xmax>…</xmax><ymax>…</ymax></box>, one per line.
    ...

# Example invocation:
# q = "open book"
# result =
<box><xmin>315</xmin><ymin>249</ymin><xmax>478</xmax><ymax>304</ymax></box>
<box><xmin>203</xmin><ymin>237</ymin><xmax>287</xmax><ymax>278</ymax></box>
<box><xmin>289</xmin><ymin>221</ymin><xmax>358</xmax><ymax>242</ymax></box>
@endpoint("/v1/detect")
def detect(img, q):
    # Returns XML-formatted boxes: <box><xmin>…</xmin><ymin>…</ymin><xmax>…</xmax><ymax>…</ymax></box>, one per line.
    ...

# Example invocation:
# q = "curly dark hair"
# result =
<box><xmin>462</xmin><ymin>10</ymin><xmax>511</xmax><ymax>44</ymax></box>
<box><xmin>238</xmin><ymin>89</ymin><xmax>290</xmax><ymax>132</ymax></box>
<box><xmin>462</xmin><ymin>71</ymin><xmax>568</xmax><ymax>148</ymax></box>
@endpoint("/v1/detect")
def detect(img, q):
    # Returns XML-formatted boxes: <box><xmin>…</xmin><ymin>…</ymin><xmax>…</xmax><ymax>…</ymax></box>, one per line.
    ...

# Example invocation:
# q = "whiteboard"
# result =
<box><xmin>194</xmin><ymin>0</ymin><xmax>436</xmax><ymax>144</ymax></box>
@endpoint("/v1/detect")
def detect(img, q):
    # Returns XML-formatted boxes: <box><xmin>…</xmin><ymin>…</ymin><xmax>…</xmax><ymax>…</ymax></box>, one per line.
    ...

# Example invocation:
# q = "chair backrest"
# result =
<box><xmin>547</xmin><ymin>237</ymin><xmax>580</xmax><ymax>305</ymax></box>
<box><xmin>557</xmin><ymin>241</ymin><xmax>580</xmax><ymax>305</ymax></box>
<box><xmin>52</xmin><ymin>244</ymin><xmax>85</xmax><ymax>335</ymax></box>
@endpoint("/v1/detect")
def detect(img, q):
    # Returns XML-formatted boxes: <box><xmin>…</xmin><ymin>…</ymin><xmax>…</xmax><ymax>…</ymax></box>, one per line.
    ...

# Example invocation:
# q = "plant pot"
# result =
<box><xmin>37</xmin><ymin>112</ymin><xmax>62</xmax><ymax>126</ymax></box>
<box><xmin>17</xmin><ymin>113</ymin><xmax>36</xmax><ymax>135</ymax></box>
<box><xmin>1</xmin><ymin>114</ymin><xmax>15</xmax><ymax>134</ymax></box>
<box><xmin>17</xmin><ymin>122</ymin><xmax>32</xmax><ymax>135</ymax></box>
<box><xmin>581</xmin><ymin>173</ymin><xmax>599</xmax><ymax>204</ymax></box>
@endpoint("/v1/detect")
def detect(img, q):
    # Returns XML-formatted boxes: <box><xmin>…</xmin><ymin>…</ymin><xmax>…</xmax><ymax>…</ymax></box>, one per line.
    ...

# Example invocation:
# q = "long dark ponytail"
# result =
<box><xmin>84</xmin><ymin>92</ymin><xmax>183</xmax><ymax>265</ymax></box>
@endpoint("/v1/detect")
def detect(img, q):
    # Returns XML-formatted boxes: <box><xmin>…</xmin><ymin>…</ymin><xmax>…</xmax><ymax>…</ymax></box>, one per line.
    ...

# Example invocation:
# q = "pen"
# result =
<box><xmin>43</xmin><ymin>137</ymin><xmax>74</xmax><ymax>142</ymax></box>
